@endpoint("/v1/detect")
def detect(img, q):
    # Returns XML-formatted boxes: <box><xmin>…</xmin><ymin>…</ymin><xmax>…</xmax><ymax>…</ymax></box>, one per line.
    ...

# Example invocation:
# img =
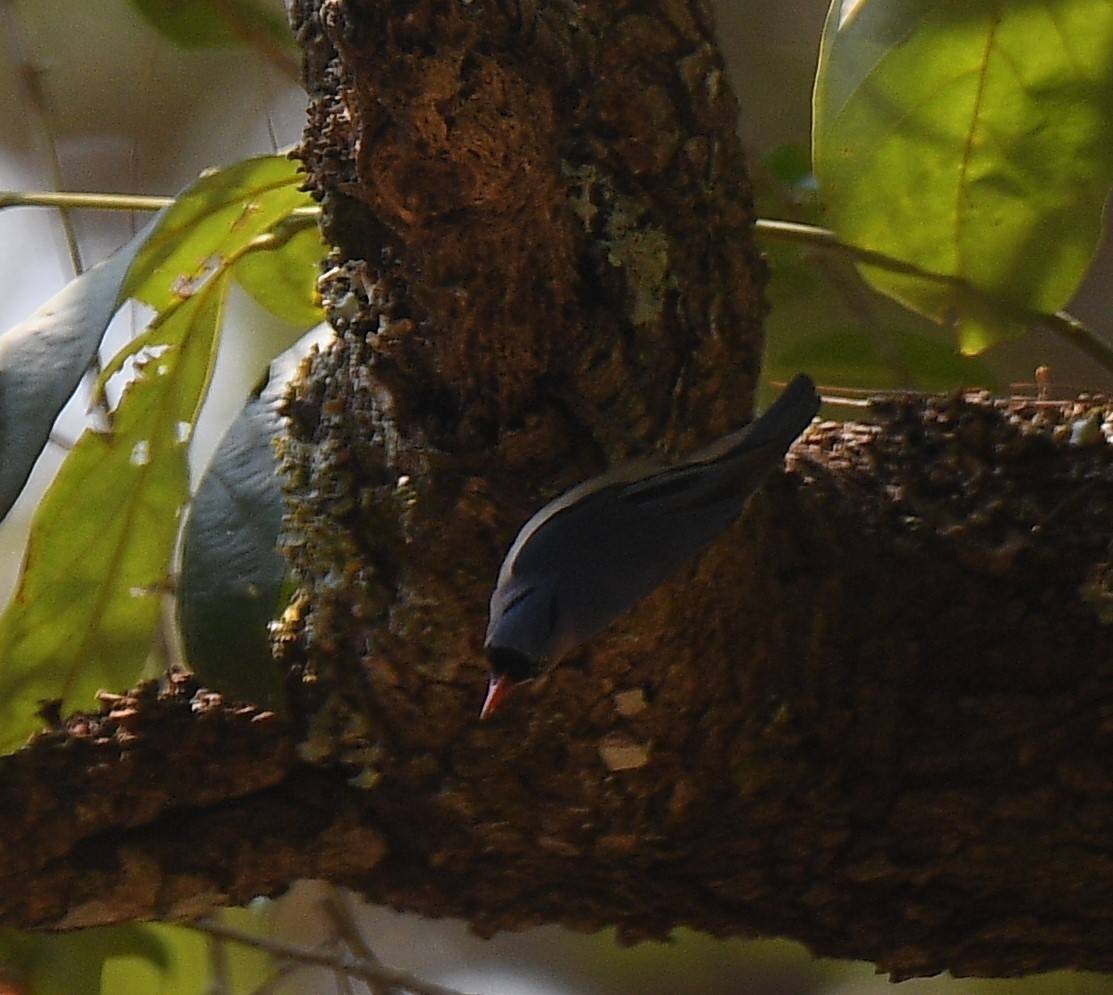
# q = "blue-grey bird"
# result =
<box><xmin>481</xmin><ymin>373</ymin><xmax>820</xmax><ymax>718</ymax></box>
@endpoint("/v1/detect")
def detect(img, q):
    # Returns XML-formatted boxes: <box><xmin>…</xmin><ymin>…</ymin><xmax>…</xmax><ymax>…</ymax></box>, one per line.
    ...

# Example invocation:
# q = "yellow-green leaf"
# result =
<box><xmin>0</xmin><ymin>923</ymin><xmax>169</xmax><ymax>995</ymax></box>
<box><xmin>0</xmin><ymin>273</ymin><xmax>229</xmax><ymax>754</ymax></box>
<box><xmin>761</xmin><ymin>238</ymin><xmax>995</xmax><ymax>395</ymax></box>
<box><xmin>813</xmin><ymin>0</ymin><xmax>1113</xmax><ymax>353</ymax></box>
<box><xmin>102</xmin><ymin>908</ymin><xmax>273</xmax><ymax>995</ymax></box>
<box><xmin>124</xmin><ymin>156</ymin><xmax>311</xmax><ymax>313</ymax></box>
<box><xmin>234</xmin><ymin>219</ymin><xmax>326</xmax><ymax>330</ymax></box>
<box><xmin>128</xmin><ymin>0</ymin><xmax>293</xmax><ymax>52</ymax></box>
<box><xmin>0</xmin><ymin>907</ymin><xmax>272</xmax><ymax>995</ymax></box>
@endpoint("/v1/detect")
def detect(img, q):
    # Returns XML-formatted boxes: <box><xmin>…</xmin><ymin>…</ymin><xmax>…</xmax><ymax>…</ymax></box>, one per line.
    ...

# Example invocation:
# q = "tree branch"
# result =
<box><xmin>190</xmin><ymin>918</ymin><xmax>471</xmax><ymax>995</ymax></box>
<box><xmin>0</xmin><ymin>392</ymin><xmax>1110</xmax><ymax>982</ymax></box>
<box><xmin>1</xmin><ymin>1</ymin><xmax>1112</xmax><ymax>987</ymax></box>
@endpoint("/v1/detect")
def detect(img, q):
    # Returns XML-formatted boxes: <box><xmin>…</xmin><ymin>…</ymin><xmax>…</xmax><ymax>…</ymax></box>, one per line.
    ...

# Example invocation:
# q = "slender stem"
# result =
<box><xmin>756</xmin><ymin>219</ymin><xmax>957</xmax><ymax>286</ymax></box>
<box><xmin>205</xmin><ymin>932</ymin><xmax>232</xmax><ymax>995</ymax></box>
<box><xmin>322</xmin><ymin>888</ymin><xmax>378</xmax><ymax>961</ymax></box>
<box><xmin>1039</xmin><ymin>310</ymin><xmax>1113</xmax><ymax>376</ymax></box>
<box><xmin>755</xmin><ymin>218</ymin><xmax>1113</xmax><ymax>377</ymax></box>
<box><xmin>0</xmin><ymin>191</ymin><xmax>321</xmax><ymax>221</ymax></box>
<box><xmin>190</xmin><ymin>919</ymin><xmax>475</xmax><ymax>995</ymax></box>
<box><xmin>246</xmin><ymin>950</ymin><xmax>317</xmax><ymax>995</ymax></box>
<box><xmin>0</xmin><ymin>4</ymin><xmax>83</xmax><ymax>274</ymax></box>
<box><xmin>322</xmin><ymin>887</ymin><xmax>397</xmax><ymax>995</ymax></box>
<box><xmin>10</xmin><ymin>191</ymin><xmax>1108</xmax><ymax>377</ymax></box>
<box><xmin>0</xmin><ymin>190</ymin><xmax>175</xmax><ymax>213</ymax></box>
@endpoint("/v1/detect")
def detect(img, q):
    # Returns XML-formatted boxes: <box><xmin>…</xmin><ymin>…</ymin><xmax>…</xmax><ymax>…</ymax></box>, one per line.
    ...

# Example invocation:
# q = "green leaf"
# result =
<box><xmin>813</xmin><ymin>0</ymin><xmax>1113</xmax><ymax>353</ymax></box>
<box><xmin>0</xmin><ymin>217</ymin><xmax>159</xmax><ymax>524</ymax></box>
<box><xmin>178</xmin><ymin>352</ymin><xmax>298</xmax><ymax>711</ymax></box>
<box><xmin>761</xmin><ymin>239</ymin><xmax>995</xmax><ymax>394</ymax></box>
<box><xmin>771</xmin><ymin>325</ymin><xmax>994</xmax><ymax>395</ymax></box>
<box><xmin>0</xmin><ymin>909</ymin><xmax>273</xmax><ymax>995</ymax></box>
<box><xmin>124</xmin><ymin>156</ymin><xmax>312</xmax><ymax>313</ymax></box>
<box><xmin>91</xmin><ymin>318</ymin><xmax>176</xmax><ymax>408</ymax></box>
<box><xmin>0</xmin><ymin>273</ymin><xmax>229</xmax><ymax>755</ymax></box>
<box><xmin>0</xmin><ymin>923</ymin><xmax>169</xmax><ymax>995</ymax></box>
<box><xmin>128</xmin><ymin>0</ymin><xmax>293</xmax><ymax>51</ymax></box>
<box><xmin>234</xmin><ymin>220</ymin><xmax>326</xmax><ymax>330</ymax></box>
<box><xmin>762</xmin><ymin>143</ymin><xmax>817</xmax><ymax>201</ymax></box>
<box><xmin>101</xmin><ymin>909</ymin><xmax>273</xmax><ymax>995</ymax></box>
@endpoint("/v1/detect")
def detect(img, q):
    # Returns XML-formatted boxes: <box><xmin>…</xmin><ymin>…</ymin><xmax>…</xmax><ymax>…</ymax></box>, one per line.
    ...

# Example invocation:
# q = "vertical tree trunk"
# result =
<box><xmin>282</xmin><ymin>0</ymin><xmax>772</xmax><ymax>770</ymax></box>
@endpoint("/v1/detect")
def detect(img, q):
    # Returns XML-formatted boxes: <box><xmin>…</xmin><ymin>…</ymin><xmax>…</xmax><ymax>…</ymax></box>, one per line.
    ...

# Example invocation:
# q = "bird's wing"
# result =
<box><xmin>617</xmin><ymin>451</ymin><xmax>775</xmax><ymax>514</ymax></box>
<box><xmin>496</xmin><ymin>453</ymin><xmax>669</xmax><ymax>587</ymax></box>
<box><xmin>497</xmin><ymin>375</ymin><xmax>819</xmax><ymax>585</ymax></box>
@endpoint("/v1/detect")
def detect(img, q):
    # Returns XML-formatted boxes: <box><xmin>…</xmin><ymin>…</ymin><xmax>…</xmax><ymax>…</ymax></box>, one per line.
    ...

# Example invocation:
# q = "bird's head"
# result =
<box><xmin>481</xmin><ymin>581</ymin><xmax>554</xmax><ymax>719</ymax></box>
<box><xmin>480</xmin><ymin>645</ymin><xmax>540</xmax><ymax>719</ymax></box>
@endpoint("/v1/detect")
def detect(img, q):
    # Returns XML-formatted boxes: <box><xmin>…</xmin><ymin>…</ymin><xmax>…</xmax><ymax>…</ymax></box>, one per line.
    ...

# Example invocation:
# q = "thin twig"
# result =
<box><xmin>0</xmin><ymin>190</ymin><xmax>321</xmax><ymax>220</ymax></box>
<box><xmin>756</xmin><ymin>219</ymin><xmax>959</xmax><ymax>285</ymax></box>
<box><xmin>190</xmin><ymin>918</ymin><xmax>476</xmax><ymax>995</ymax></box>
<box><xmin>265</xmin><ymin>110</ymin><xmax>281</xmax><ymax>156</ymax></box>
<box><xmin>322</xmin><ymin>888</ymin><xmax>380</xmax><ymax>962</ymax></box>
<box><xmin>206</xmin><ymin>932</ymin><xmax>232</xmax><ymax>995</ymax></box>
<box><xmin>0</xmin><ymin>4</ymin><xmax>83</xmax><ymax>275</ymax></box>
<box><xmin>322</xmin><ymin>887</ymin><xmax>396</xmax><ymax>995</ymax></box>
<box><xmin>755</xmin><ymin>218</ymin><xmax>1113</xmax><ymax>377</ymax></box>
<box><xmin>1038</xmin><ymin>309</ymin><xmax>1113</xmax><ymax>377</ymax></box>
<box><xmin>246</xmin><ymin>946</ymin><xmax>328</xmax><ymax>995</ymax></box>
<box><xmin>0</xmin><ymin>191</ymin><xmax>172</xmax><ymax>212</ymax></box>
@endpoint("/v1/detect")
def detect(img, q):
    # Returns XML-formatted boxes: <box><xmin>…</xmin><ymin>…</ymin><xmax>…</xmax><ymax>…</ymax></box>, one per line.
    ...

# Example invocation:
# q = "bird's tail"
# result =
<box><xmin>694</xmin><ymin>374</ymin><xmax>820</xmax><ymax>464</ymax></box>
<box><xmin>619</xmin><ymin>374</ymin><xmax>818</xmax><ymax>514</ymax></box>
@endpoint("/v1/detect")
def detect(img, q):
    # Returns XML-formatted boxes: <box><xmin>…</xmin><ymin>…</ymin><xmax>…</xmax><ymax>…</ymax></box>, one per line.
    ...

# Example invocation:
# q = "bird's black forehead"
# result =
<box><xmin>486</xmin><ymin>645</ymin><xmax>540</xmax><ymax>682</ymax></box>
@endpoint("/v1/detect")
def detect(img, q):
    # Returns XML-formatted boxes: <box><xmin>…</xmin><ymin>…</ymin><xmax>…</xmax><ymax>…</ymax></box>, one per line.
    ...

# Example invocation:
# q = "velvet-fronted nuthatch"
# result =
<box><xmin>480</xmin><ymin>374</ymin><xmax>820</xmax><ymax>719</ymax></box>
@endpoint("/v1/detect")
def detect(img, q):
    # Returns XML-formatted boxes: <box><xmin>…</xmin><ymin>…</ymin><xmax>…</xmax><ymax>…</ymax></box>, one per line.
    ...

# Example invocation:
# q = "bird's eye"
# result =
<box><xmin>487</xmin><ymin>645</ymin><xmax>538</xmax><ymax>681</ymax></box>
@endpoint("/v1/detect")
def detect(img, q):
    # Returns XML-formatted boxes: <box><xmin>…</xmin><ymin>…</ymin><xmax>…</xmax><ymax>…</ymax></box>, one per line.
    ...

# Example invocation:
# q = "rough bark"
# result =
<box><xmin>0</xmin><ymin>0</ymin><xmax>1111</xmax><ymax>985</ymax></box>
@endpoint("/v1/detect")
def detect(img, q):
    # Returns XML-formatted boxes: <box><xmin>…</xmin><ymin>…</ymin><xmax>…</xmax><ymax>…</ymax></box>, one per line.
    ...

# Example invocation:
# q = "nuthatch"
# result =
<box><xmin>481</xmin><ymin>374</ymin><xmax>820</xmax><ymax>718</ymax></box>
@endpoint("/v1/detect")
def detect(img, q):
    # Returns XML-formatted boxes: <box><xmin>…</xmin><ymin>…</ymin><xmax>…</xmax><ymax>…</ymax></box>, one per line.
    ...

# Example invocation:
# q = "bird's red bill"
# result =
<box><xmin>479</xmin><ymin>675</ymin><xmax>513</xmax><ymax>720</ymax></box>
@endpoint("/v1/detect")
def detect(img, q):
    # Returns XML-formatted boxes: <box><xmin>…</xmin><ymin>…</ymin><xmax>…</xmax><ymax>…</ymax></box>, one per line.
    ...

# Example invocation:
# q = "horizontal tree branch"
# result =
<box><xmin>1</xmin><ymin>392</ymin><xmax>1111</xmax><ymax>982</ymax></box>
